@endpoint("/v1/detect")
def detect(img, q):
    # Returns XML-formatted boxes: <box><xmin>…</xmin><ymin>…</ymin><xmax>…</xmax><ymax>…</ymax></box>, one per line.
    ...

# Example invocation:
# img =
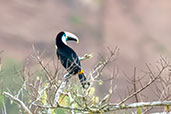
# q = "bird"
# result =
<box><xmin>55</xmin><ymin>31</ymin><xmax>90</xmax><ymax>88</ymax></box>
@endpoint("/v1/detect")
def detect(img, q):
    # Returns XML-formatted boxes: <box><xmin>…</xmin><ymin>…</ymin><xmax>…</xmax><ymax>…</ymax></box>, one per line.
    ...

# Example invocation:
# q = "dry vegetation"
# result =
<box><xmin>1</xmin><ymin>47</ymin><xmax>171</xmax><ymax>114</ymax></box>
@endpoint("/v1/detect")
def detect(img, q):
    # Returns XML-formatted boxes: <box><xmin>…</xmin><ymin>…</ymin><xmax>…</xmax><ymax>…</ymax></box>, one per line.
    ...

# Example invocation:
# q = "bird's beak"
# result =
<box><xmin>64</xmin><ymin>31</ymin><xmax>79</xmax><ymax>43</ymax></box>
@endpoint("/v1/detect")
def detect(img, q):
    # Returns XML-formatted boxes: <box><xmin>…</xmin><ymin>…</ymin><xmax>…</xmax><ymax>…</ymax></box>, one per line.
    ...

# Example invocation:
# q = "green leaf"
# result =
<box><xmin>58</xmin><ymin>94</ymin><xmax>70</xmax><ymax>106</ymax></box>
<box><xmin>109</xmin><ymin>88</ymin><xmax>112</xmax><ymax>94</ymax></box>
<box><xmin>10</xmin><ymin>100</ymin><xmax>14</xmax><ymax>104</ymax></box>
<box><xmin>28</xmin><ymin>99</ymin><xmax>32</xmax><ymax>104</ymax></box>
<box><xmin>51</xmin><ymin>109</ymin><xmax>55</xmax><ymax>114</ymax></box>
<box><xmin>73</xmin><ymin>102</ymin><xmax>79</xmax><ymax>108</ymax></box>
<box><xmin>98</xmin><ymin>80</ymin><xmax>103</xmax><ymax>85</ymax></box>
<box><xmin>92</xmin><ymin>96</ymin><xmax>99</xmax><ymax>105</ymax></box>
<box><xmin>88</xmin><ymin>87</ymin><xmax>95</xmax><ymax>96</ymax></box>
<box><xmin>165</xmin><ymin>106</ymin><xmax>169</xmax><ymax>112</ymax></box>
<box><xmin>58</xmin><ymin>80</ymin><xmax>62</xmax><ymax>84</ymax></box>
<box><xmin>36</xmin><ymin>76</ymin><xmax>40</xmax><ymax>80</ymax></box>
<box><xmin>137</xmin><ymin>107</ymin><xmax>142</xmax><ymax>114</ymax></box>
<box><xmin>121</xmin><ymin>104</ymin><xmax>125</xmax><ymax>108</ymax></box>
<box><xmin>41</xmin><ymin>91</ymin><xmax>47</xmax><ymax>105</ymax></box>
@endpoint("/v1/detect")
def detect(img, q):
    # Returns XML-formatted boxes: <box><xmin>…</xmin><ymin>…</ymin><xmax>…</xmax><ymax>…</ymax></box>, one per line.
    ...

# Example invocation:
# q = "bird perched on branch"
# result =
<box><xmin>55</xmin><ymin>31</ymin><xmax>90</xmax><ymax>88</ymax></box>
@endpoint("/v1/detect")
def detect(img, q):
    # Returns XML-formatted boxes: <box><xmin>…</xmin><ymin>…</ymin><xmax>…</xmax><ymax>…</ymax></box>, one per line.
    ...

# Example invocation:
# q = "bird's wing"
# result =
<box><xmin>57</xmin><ymin>48</ymin><xmax>81</xmax><ymax>69</ymax></box>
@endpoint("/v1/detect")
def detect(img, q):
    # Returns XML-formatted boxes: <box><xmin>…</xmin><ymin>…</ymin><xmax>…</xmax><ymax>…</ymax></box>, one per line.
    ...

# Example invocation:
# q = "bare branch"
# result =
<box><xmin>3</xmin><ymin>92</ymin><xmax>32</xmax><ymax>114</ymax></box>
<box><xmin>102</xmin><ymin>101</ymin><xmax>171</xmax><ymax>112</ymax></box>
<box><xmin>119</xmin><ymin>63</ymin><xmax>168</xmax><ymax>105</ymax></box>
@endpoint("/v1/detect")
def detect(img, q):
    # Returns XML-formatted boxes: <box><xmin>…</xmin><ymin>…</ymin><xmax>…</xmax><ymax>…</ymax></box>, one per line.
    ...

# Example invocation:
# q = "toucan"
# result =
<box><xmin>55</xmin><ymin>31</ymin><xmax>90</xmax><ymax>88</ymax></box>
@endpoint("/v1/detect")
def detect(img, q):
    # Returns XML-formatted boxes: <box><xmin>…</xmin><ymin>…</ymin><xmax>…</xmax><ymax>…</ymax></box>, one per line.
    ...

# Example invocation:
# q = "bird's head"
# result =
<box><xmin>56</xmin><ymin>31</ymin><xmax>79</xmax><ymax>48</ymax></box>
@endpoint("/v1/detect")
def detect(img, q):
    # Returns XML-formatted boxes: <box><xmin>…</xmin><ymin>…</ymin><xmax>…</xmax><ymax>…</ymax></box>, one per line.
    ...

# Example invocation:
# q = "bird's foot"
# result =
<box><xmin>82</xmin><ymin>82</ymin><xmax>90</xmax><ymax>89</ymax></box>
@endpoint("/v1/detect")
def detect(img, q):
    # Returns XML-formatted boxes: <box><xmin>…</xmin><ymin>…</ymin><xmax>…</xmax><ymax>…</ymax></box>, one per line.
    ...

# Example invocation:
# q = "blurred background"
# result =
<box><xmin>1</xmin><ymin>0</ymin><xmax>171</xmax><ymax>113</ymax></box>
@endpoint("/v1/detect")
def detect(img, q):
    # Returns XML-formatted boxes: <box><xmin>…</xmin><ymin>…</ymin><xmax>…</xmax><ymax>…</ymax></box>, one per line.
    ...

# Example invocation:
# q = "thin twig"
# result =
<box><xmin>3</xmin><ymin>92</ymin><xmax>32</xmax><ymax>114</ymax></box>
<box><xmin>103</xmin><ymin>101</ymin><xmax>171</xmax><ymax>112</ymax></box>
<box><xmin>119</xmin><ymin>63</ymin><xmax>167</xmax><ymax>105</ymax></box>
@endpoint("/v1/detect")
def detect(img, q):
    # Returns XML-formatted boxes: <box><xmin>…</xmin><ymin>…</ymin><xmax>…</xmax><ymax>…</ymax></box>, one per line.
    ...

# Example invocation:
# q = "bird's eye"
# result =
<box><xmin>62</xmin><ymin>34</ymin><xmax>65</xmax><ymax>38</ymax></box>
<box><xmin>62</xmin><ymin>34</ymin><xmax>67</xmax><ymax>40</ymax></box>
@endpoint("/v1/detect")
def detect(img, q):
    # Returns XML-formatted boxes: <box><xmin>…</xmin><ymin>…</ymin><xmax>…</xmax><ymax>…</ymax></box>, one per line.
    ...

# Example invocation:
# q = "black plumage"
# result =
<box><xmin>56</xmin><ymin>31</ymin><xmax>90</xmax><ymax>88</ymax></box>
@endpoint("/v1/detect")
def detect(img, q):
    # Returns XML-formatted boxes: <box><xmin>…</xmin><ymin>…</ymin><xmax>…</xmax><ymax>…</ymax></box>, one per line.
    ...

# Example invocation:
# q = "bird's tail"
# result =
<box><xmin>78</xmin><ymin>69</ymin><xmax>90</xmax><ymax>88</ymax></box>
